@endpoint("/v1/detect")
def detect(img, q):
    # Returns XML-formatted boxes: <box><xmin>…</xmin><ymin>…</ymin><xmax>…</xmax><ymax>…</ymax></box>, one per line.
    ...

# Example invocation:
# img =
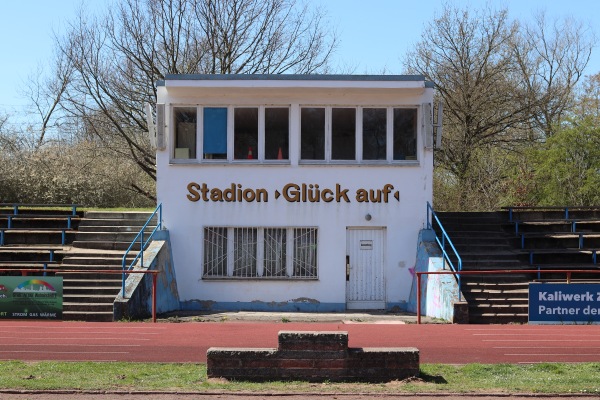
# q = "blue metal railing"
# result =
<box><xmin>426</xmin><ymin>201</ymin><xmax>463</xmax><ymax>300</ymax></box>
<box><xmin>121</xmin><ymin>204</ymin><xmax>162</xmax><ymax>297</ymax></box>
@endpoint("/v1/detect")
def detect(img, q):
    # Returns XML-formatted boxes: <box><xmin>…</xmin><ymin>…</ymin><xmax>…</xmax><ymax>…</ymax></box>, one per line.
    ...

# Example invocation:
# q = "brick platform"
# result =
<box><xmin>207</xmin><ymin>330</ymin><xmax>419</xmax><ymax>382</ymax></box>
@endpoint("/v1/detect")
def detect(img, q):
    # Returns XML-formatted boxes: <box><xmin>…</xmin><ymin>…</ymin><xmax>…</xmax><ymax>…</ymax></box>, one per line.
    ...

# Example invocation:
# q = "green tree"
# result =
<box><xmin>531</xmin><ymin>117</ymin><xmax>600</xmax><ymax>206</ymax></box>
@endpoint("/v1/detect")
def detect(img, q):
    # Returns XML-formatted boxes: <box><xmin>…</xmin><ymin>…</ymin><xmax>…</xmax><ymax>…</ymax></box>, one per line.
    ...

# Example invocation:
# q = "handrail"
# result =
<box><xmin>426</xmin><ymin>202</ymin><xmax>463</xmax><ymax>300</ymax></box>
<box><xmin>121</xmin><ymin>204</ymin><xmax>162</xmax><ymax>297</ymax></box>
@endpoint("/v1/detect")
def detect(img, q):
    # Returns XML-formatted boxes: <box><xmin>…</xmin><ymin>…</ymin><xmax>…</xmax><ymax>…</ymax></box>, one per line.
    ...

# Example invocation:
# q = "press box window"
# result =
<box><xmin>174</xmin><ymin>107</ymin><xmax>197</xmax><ymax>159</ymax></box>
<box><xmin>234</xmin><ymin>108</ymin><xmax>259</xmax><ymax>160</ymax></box>
<box><xmin>331</xmin><ymin>108</ymin><xmax>356</xmax><ymax>160</ymax></box>
<box><xmin>393</xmin><ymin>108</ymin><xmax>417</xmax><ymax>160</ymax></box>
<box><xmin>300</xmin><ymin>107</ymin><xmax>325</xmax><ymax>160</ymax></box>
<box><xmin>363</xmin><ymin>108</ymin><xmax>387</xmax><ymax>160</ymax></box>
<box><xmin>203</xmin><ymin>107</ymin><xmax>227</xmax><ymax>160</ymax></box>
<box><xmin>265</xmin><ymin>108</ymin><xmax>289</xmax><ymax>160</ymax></box>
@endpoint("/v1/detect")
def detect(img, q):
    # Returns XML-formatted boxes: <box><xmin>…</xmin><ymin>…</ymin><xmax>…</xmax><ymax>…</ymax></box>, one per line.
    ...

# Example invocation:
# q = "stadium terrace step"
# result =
<box><xmin>71</xmin><ymin>240</ymin><xmax>143</xmax><ymax>251</ymax></box>
<box><xmin>61</xmin><ymin>310</ymin><xmax>114</xmax><ymax>322</ymax></box>
<box><xmin>1</xmin><ymin>229</ymin><xmax>76</xmax><ymax>246</ymax></box>
<box><xmin>436</xmin><ymin>209</ymin><xmax>600</xmax><ymax>323</ymax></box>
<box><xmin>58</xmin><ymin>210</ymin><xmax>154</xmax><ymax>322</ymax></box>
<box><xmin>0</xmin><ymin>207</ymin><xmax>151</xmax><ymax>322</ymax></box>
<box><xmin>0</xmin><ymin>216</ymin><xmax>82</xmax><ymax>230</ymax></box>
<box><xmin>63</xmin><ymin>293</ymin><xmax>121</xmax><ymax>303</ymax></box>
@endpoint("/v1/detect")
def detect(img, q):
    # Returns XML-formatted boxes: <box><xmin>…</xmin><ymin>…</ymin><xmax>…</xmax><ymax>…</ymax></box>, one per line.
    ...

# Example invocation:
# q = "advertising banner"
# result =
<box><xmin>0</xmin><ymin>276</ymin><xmax>63</xmax><ymax>319</ymax></box>
<box><xmin>529</xmin><ymin>282</ymin><xmax>600</xmax><ymax>324</ymax></box>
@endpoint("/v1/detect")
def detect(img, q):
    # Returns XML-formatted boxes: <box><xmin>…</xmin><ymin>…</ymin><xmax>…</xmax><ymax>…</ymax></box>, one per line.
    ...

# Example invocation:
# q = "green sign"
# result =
<box><xmin>0</xmin><ymin>276</ymin><xmax>63</xmax><ymax>319</ymax></box>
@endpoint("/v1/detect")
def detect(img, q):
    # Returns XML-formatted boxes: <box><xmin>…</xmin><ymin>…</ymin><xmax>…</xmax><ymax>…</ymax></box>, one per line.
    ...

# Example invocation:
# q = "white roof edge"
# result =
<box><xmin>163</xmin><ymin>79</ymin><xmax>427</xmax><ymax>89</ymax></box>
<box><xmin>159</xmin><ymin>74</ymin><xmax>434</xmax><ymax>89</ymax></box>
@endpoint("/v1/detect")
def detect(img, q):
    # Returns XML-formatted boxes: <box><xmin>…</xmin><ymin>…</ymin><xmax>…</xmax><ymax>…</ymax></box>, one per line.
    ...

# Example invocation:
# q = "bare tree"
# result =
<box><xmin>22</xmin><ymin>49</ymin><xmax>74</xmax><ymax>148</ymax></box>
<box><xmin>404</xmin><ymin>5</ymin><xmax>527</xmax><ymax>209</ymax></box>
<box><xmin>53</xmin><ymin>0</ymin><xmax>336</xmax><ymax>197</ymax></box>
<box><xmin>512</xmin><ymin>12</ymin><xmax>594</xmax><ymax>138</ymax></box>
<box><xmin>404</xmin><ymin>4</ymin><xmax>595</xmax><ymax>210</ymax></box>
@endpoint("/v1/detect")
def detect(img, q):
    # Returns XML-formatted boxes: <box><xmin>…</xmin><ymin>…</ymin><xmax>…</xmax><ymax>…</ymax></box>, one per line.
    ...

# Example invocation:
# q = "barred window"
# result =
<box><xmin>203</xmin><ymin>227</ymin><xmax>227</xmax><ymax>277</ymax></box>
<box><xmin>203</xmin><ymin>227</ymin><xmax>318</xmax><ymax>279</ymax></box>
<box><xmin>293</xmin><ymin>228</ymin><xmax>318</xmax><ymax>278</ymax></box>
<box><xmin>264</xmin><ymin>228</ymin><xmax>287</xmax><ymax>277</ymax></box>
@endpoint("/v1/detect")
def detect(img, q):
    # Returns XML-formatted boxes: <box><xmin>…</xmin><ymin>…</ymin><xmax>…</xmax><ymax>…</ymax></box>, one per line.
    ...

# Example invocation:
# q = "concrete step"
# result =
<box><xmin>61</xmin><ymin>256</ymin><xmax>130</xmax><ymax>265</ymax></box>
<box><xmin>63</xmin><ymin>302</ymin><xmax>113</xmax><ymax>313</ymax></box>
<box><xmin>462</xmin><ymin>283</ymin><xmax>529</xmax><ymax>292</ymax></box>
<box><xmin>462</xmin><ymin>259</ymin><xmax>525</xmax><ymax>268</ymax></box>
<box><xmin>1</xmin><ymin>231</ymin><xmax>77</xmax><ymax>246</ymax></box>
<box><xmin>525</xmin><ymin>249</ymin><xmax>597</xmax><ymax>265</ymax></box>
<box><xmin>0</xmin><ymin>217</ymin><xmax>81</xmax><ymax>230</ymax></box>
<box><xmin>0</xmin><ymin>250</ymin><xmax>59</xmax><ymax>262</ymax></box>
<box><xmin>78</xmin><ymin>218</ymin><xmax>150</xmax><ymax>227</ymax></box>
<box><xmin>59</xmin><ymin>273</ymin><xmax>123</xmax><ymax>281</ymax></box>
<box><xmin>510</xmin><ymin>210</ymin><xmax>600</xmax><ymax>221</ymax></box>
<box><xmin>72</xmin><ymin>241</ymin><xmax>142</xmax><ymax>251</ymax></box>
<box><xmin>73</xmin><ymin>232</ymin><xmax>141</xmax><ymax>242</ymax></box>
<box><xmin>0</xmin><ymin>206</ymin><xmax>82</xmax><ymax>213</ymax></box>
<box><xmin>62</xmin><ymin>278</ymin><xmax>122</xmax><ymax>287</ymax></box>
<box><xmin>522</xmin><ymin>235</ymin><xmax>600</xmax><ymax>249</ymax></box>
<box><xmin>78</xmin><ymin>225</ymin><xmax>156</xmax><ymax>233</ymax></box>
<box><xmin>62</xmin><ymin>310</ymin><xmax>113</xmax><ymax>322</ymax></box>
<box><xmin>453</xmin><ymin>244</ymin><xmax>514</xmax><ymax>253</ymax></box>
<box><xmin>63</xmin><ymin>293</ymin><xmax>119</xmax><ymax>303</ymax></box>
<box><xmin>468</xmin><ymin>312</ymin><xmax>528</xmax><ymax>324</ymax></box>
<box><xmin>449</xmin><ymin>251</ymin><xmax>521</xmax><ymax>261</ymax></box>
<box><xmin>84</xmin><ymin>211</ymin><xmax>155</xmax><ymax>221</ymax></box>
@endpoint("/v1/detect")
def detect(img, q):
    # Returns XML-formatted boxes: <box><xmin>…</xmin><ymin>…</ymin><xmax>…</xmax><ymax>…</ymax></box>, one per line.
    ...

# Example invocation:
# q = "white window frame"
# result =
<box><xmin>169</xmin><ymin>105</ymin><xmax>290</xmax><ymax>164</ymax></box>
<box><xmin>299</xmin><ymin>105</ymin><xmax>420</xmax><ymax>165</ymax></box>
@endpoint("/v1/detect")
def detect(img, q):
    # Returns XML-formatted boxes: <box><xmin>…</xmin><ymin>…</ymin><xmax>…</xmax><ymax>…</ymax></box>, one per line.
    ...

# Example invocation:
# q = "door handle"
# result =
<box><xmin>346</xmin><ymin>255</ymin><xmax>350</xmax><ymax>281</ymax></box>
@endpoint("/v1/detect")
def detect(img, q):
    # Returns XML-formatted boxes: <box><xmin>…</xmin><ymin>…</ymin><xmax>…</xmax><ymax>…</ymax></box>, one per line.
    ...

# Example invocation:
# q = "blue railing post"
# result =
<box><xmin>140</xmin><ymin>231</ymin><xmax>144</xmax><ymax>267</ymax></box>
<box><xmin>159</xmin><ymin>205</ymin><xmax>163</xmax><ymax>230</ymax></box>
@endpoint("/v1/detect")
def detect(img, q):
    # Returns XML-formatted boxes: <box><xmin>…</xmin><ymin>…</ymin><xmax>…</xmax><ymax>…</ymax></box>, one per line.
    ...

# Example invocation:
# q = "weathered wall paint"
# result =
<box><xmin>407</xmin><ymin>229</ymin><xmax>460</xmax><ymax>321</ymax></box>
<box><xmin>114</xmin><ymin>232</ymin><xmax>180</xmax><ymax>319</ymax></box>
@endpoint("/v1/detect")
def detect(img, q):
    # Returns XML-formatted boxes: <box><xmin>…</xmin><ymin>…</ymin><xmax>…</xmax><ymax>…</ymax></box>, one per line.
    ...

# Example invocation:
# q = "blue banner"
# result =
<box><xmin>529</xmin><ymin>282</ymin><xmax>600</xmax><ymax>324</ymax></box>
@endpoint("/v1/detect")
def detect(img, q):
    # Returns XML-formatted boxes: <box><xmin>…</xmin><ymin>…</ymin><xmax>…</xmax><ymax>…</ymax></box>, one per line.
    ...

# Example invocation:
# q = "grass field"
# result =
<box><xmin>1</xmin><ymin>361</ymin><xmax>599</xmax><ymax>394</ymax></box>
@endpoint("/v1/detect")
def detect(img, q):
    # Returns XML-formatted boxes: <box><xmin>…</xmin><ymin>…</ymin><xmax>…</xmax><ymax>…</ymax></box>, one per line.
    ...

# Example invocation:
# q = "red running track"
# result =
<box><xmin>1</xmin><ymin>321</ymin><xmax>600</xmax><ymax>364</ymax></box>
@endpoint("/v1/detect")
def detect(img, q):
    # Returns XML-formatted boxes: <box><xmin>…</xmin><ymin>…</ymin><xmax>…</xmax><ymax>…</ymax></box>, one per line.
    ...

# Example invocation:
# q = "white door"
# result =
<box><xmin>346</xmin><ymin>227</ymin><xmax>386</xmax><ymax>309</ymax></box>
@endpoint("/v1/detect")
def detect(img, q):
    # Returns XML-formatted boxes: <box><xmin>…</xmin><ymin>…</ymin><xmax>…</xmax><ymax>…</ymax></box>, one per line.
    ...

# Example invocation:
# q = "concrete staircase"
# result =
<box><xmin>436</xmin><ymin>212</ymin><xmax>529</xmax><ymax>324</ymax></box>
<box><xmin>60</xmin><ymin>211</ymin><xmax>155</xmax><ymax>322</ymax></box>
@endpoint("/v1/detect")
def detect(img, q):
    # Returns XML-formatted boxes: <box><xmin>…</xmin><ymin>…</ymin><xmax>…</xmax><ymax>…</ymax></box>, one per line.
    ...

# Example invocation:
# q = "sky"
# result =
<box><xmin>1</xmin><ymin>0</ymin><xmax>600</xmax><ymax>115</ymax></box>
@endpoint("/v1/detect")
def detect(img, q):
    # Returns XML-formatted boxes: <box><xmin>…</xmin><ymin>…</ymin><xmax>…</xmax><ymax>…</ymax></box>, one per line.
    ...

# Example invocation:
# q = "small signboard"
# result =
<box><xmin>0</xmin><ymin>276</ymin><xmax>63</xmax><ymax>320</ymax></box>
<box><xmin>529</xmin><ymin>282</ymin><xmax>600</xmax><ymax>324</ymax></box>
<box><xmin>360</xmin><ymin>240</ymin><xmax>373</xmax><ymax>250</ymax></box>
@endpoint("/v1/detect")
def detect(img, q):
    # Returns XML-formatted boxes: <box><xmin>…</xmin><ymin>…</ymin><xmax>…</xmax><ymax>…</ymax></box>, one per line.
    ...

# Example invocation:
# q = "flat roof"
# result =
<box><xmin>158</xmin><ymin>74</ymin><xmax>435</xmax><ymax>89</ymax></box>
